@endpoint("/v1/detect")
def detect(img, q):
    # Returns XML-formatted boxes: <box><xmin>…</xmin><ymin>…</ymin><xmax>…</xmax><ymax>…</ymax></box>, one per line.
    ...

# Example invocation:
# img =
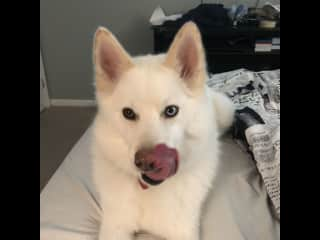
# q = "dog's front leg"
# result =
<box><xmin>98</xmin><ymin>218</ymin><xmax>135</xmax><ymax>240</ymax></box>
<box><xmin>166</xmin><ymin>228</ymin><xmax>199</xmax><ymax>240</ymax></box>
<box><xmin>164</xmin><ymin>218</ymin><xmax>200</xmax><ymax>240</ymax></box>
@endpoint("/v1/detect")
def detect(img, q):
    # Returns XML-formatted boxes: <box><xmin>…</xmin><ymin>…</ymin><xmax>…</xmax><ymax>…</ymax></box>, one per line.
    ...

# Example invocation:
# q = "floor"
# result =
<box><xmin>40</xmin><ymin>106</ymin><xmax>96</xmax><ymax>191</ymax></box>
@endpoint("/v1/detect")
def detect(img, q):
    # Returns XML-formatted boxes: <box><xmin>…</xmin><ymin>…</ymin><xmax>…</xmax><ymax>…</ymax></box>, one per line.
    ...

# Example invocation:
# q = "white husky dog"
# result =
<box><xmin>91</xmin><ymin>22</ymin><xmax>234</xmax><ymax>240</ymax></box>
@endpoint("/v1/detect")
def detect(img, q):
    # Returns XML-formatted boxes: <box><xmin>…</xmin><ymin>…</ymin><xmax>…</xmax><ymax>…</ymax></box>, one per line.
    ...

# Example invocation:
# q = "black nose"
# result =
<box><xmin>134</xmin><ymin>157</ymin><xmax>142</xmax><ymax>168</ymax></box>
<box><xmin>134</xmin><ymin>150</ymin><xmax>155</xmax><ymax>171</ymax></box>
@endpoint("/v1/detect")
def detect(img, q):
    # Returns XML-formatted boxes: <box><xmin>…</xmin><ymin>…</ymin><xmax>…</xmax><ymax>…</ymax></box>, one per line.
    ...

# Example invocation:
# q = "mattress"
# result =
<box><xmin>40</xmin><ymin>124</ymin><xmax>279</xmax><ymax>239</ymax></box>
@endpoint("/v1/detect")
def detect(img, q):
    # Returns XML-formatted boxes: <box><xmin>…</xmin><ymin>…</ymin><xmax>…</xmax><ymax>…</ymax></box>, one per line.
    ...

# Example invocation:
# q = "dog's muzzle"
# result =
<box><xmin>134</xmin><ymin>144</ymin><xmax>179</xmax><ymax>189</ymax></box>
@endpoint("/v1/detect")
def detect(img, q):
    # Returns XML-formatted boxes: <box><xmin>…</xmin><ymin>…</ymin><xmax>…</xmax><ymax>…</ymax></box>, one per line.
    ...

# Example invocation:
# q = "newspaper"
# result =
<box><xmin>207</xmin><ymin>69</ymin><xmax>280</xmax><ymax>219</ymax></box>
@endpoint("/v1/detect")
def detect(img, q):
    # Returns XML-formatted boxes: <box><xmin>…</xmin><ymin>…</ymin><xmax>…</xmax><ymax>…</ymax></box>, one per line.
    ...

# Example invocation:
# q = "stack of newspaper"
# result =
<box><xmin>207</xmin><ymin>68</ymin><xmax>280</xmax><ymax>219</ymax></box>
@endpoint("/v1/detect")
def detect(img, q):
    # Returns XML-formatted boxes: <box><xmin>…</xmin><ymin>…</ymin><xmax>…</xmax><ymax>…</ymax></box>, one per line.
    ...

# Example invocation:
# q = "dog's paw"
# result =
<box><xmin>134</xmin><ymin>232</ymin><xmax>165</xmax><ymax>240</ymax></box>
<box><xmin>212</xmin><ymin>91</ymin><xmax>235</xmax><ymax>134</ymax></box>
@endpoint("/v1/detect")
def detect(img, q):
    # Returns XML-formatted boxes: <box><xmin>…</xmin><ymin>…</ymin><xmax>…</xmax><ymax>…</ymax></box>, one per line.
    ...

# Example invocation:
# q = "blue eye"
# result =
<box><xmin>122</xmin><ymin>108</ymin><xmax>137</xmax><ymax>120</ymax></box>
<box><xmin>164</xmin><ymin>105</ymin><xmax>179</xmax><ymax>118</ymax></box>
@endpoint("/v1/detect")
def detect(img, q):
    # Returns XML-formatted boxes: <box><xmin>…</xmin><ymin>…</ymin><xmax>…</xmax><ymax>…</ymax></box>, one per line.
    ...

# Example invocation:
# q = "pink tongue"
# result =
<box><xmin>144</xmin><ymin>144</ymin><xmax>178</xmax><ymax>181</ymax></box>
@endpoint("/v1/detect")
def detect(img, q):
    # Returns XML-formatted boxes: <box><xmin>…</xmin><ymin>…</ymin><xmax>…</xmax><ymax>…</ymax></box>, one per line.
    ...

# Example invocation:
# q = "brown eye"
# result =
<box><xmin>122</xmin><ymin>108</ymin><xmax>137</xmax><ymax>121</ymax></box>
<box><xmin>164</xmin><ymin>105</ymin><xmax>179</xmax><ymax>118</ymax></box>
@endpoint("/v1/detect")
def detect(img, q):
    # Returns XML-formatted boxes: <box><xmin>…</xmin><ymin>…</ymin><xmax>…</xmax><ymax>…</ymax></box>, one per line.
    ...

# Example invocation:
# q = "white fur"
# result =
<box><xmin>211</xmin><ymin>91</ymin><xmax>235</xmax><ymax>135</ymax></box>
<box><xmin>91</xmin><ymin>25</ymin><xmax>234</xmax><ymax>240</ymax></box>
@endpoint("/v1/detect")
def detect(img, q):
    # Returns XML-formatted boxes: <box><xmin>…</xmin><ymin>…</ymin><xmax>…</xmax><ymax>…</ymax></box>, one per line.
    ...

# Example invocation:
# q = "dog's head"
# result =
<box><xmin>93</xmin><ymin>22</ymin><xmax>217</xmax><ymax>187</ymax></box>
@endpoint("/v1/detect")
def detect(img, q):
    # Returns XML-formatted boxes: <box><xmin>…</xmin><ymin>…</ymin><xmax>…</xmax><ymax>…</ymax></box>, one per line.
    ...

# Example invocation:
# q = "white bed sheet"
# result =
<box><xmin>40</xmin><ymin>125</ymin><xmax>279</xmax><ymax>240</ymax></box>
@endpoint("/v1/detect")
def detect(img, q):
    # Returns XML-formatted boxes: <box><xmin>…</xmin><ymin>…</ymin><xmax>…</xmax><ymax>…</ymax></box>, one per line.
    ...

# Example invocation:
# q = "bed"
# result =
<box><xmin>40</xmin><ymin>69</ymin><xmax>280</xmax><ymax>240</ymax></box>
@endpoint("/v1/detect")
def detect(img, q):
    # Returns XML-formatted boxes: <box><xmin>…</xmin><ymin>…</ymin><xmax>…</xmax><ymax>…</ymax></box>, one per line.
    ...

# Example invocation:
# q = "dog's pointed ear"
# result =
<box><xmin>93</xmin><ymin>27</ymin><xmax>133</xmax><ymax>92</ymax></box>
<box><xmin>163</xmin><ymin>22</ymin><xmax>206</xmax><ymax>94</ymax></box>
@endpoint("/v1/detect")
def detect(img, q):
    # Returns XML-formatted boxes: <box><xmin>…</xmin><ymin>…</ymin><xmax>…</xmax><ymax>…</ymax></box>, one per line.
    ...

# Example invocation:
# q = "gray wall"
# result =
<box><xmin>40</xmin><ymin>0</ymin><xmax>279</xmax><ymax>100</ymax></box>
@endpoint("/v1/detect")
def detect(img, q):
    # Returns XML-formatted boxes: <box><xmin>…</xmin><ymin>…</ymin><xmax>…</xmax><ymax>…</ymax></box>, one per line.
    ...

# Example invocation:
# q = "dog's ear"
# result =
<box><xmin>93</xmin><ymin>27</ymin><xmax>133</xmax><ymax>92</ymax></box>
<box><xmin>164</xmin><ymin>22</ymin><xmax>206</xmax><ymax>94</ymax></box>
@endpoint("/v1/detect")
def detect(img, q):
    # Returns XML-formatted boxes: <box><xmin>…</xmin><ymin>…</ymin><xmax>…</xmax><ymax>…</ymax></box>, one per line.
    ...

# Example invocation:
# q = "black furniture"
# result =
<box><xmin>152</xmin><ymin>25</ymin><xmax>280</xmax><ymax>73</ymax></box>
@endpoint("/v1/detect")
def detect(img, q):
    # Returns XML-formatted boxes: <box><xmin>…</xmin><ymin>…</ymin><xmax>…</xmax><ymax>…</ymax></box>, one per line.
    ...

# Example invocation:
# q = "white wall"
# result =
<box><xmin>40</xmin><ymin>0</ymin><xmax>280</xmax><ymax>100</ymax></box>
